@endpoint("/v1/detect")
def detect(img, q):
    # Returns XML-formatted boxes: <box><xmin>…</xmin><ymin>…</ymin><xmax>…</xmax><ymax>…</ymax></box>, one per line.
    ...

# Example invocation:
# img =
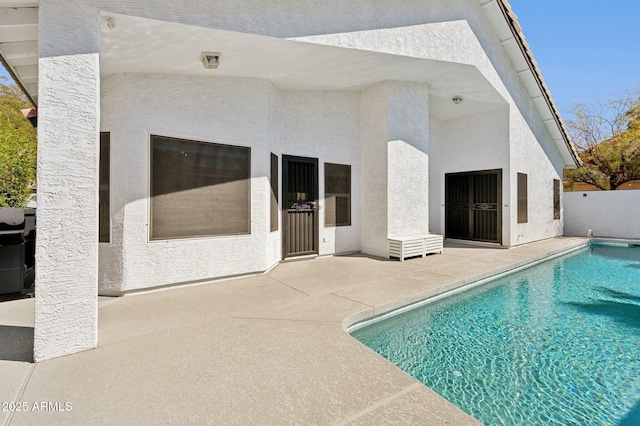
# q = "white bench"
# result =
<box><xmin>388</xmin><ymin>234</ymin><xmax>443</xmax><ymax>261</ymax></box>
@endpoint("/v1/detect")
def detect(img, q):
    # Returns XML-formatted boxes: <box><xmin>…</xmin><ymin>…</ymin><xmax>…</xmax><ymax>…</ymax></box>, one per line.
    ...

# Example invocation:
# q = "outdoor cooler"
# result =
<box><xmin>0</xmin><ymin>208</ymin><xmax>36</xmax><ymax>295</ymax></box>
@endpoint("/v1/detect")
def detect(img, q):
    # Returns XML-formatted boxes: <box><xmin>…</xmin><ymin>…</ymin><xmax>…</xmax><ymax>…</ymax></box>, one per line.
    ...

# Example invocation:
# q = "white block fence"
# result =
<box><xmin>564</xmin><ymin>190</ymin><xmax>640</xmax><ymax>239</ymax></box>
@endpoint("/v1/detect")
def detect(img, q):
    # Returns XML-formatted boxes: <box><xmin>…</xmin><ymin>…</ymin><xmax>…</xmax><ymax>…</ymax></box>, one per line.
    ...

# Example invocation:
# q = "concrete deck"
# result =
<box><xmin>0</xmin><ymin>237</ymin><xmax>588</xmax><ymax>425</ymax></box>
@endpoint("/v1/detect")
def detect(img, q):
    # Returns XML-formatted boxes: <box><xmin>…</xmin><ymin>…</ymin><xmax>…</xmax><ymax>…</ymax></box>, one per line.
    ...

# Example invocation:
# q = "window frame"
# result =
<box><xmin>149</xmin><ymin>134</ymin><xmax>251</xmax><ymax>241</ymax></box>
<box><xmin>99</xmin><ymin>132</ymin><xmax>110</xmax><ymax>243</ymax></box>
<box><xmin>553</xmin><ymin>179</ymin><xmax>561</xmax><ymax>220</ymax></box>
<box><xmin>270</xmin><ymin>153</ymin><xmax>279</xmax><ymax>232</ymax></box>
<box><xmin>517</xmin><ymin>173</ymin><xmax>528</xmax><ymax>224</ymax></box>
<box><xmin>324</xmin><ymin>162</ymin><xmax>351</xmax><ymax>227</ymax></box>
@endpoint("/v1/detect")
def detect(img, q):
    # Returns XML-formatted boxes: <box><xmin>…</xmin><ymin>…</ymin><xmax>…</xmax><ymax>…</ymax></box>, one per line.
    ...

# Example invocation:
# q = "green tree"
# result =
<box><xmin>565</xmin><ymin>87</ymin><xmax>640</xmax><ymax>190</ymax></box>
<box><xmin>0</xmin><ymin>80</ymin><xmax>37</xmax><ymax>207</ymax></box>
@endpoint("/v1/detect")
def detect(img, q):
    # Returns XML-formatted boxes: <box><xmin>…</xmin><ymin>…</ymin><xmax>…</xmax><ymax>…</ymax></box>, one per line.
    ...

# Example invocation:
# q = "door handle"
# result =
<box><xmin>291</xmin><ymin>202</ymin><xmax>316</xmax><ymax>211</ymax></box>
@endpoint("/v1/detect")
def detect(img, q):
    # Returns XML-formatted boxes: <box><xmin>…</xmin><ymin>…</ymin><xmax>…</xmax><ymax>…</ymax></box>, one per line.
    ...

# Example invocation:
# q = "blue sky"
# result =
<box><xmin>0</xmin><ymin>64</ymin><xmax>11</xmax><ymax>84</ymax></box>
<box><xmin>1</xmin><ymin>1</ymin><xmax>638</xmax><ymax>119</ymax></box>
<box><xmin>509</xmin><ymin>0</ymin><xmax>640</xmax><ymax>116</ymax></box>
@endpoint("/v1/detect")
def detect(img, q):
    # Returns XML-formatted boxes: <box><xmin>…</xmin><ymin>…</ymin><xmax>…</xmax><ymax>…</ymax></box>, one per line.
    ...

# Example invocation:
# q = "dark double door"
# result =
<box><xmin>445</xmin><ymin>170</ymin><xmax>502</xmax><ymax>244</ymax></box>
<box><xmin>282</xmin><ymin>155</ymin><xmax>318</xmax><ymax>258</ymax></box>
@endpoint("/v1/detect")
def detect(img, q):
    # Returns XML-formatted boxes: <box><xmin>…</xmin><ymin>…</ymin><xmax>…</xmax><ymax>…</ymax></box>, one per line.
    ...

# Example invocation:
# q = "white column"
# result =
<box><xmin>360</xmin><ymin>81</ymin><xmax>430</xmax><ymax>258</ymax></box>
<box><xmin>387</xmin><ymin>81</ymin><xmax>430</xmax><ymax>238</ymax></box>
<box><xmin>360</xmin><ymin>83</ymin><xmax>390</xmax><ymax>257</ymax></box>
<box><xmin>34</xmin><ymin>5</ymin><xmax>100</xmax><ymax>361</ymax></box>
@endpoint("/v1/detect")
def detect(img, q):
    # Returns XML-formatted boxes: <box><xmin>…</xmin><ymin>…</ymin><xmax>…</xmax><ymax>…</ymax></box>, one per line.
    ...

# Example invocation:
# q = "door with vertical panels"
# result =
<box><xmin>445</xmin><ymin>170</ymin><xmax>502</xmax><ymax>244</ymax></box>
<box><xmin>282</xmin><ymin>156</ymin><xmax>318</xmax><ymax>258</ymax></box>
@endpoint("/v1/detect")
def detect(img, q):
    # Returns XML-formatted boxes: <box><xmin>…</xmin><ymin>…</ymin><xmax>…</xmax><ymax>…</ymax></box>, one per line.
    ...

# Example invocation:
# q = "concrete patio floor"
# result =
<box><xmin>0</xmin><ymin>237</ymin><xmax>588</xmax><ymax>425</ymax></box>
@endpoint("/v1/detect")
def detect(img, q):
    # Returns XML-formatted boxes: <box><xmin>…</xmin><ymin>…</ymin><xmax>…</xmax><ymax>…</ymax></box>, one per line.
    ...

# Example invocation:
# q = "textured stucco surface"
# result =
<box><xmin>54</xmin><ymin>0</ymin><xmax>565</xmax><ymax>283</ymax></box>
<box><xmin>298</xmin><ymin>15</ymin><xmax>567</xmax><ymax>248</ymax></box>
<box><xmin>100</xmin><ymin>73</ymin><xmax>363</xmax><ymax>292</ymax></box>
<box><xmin>277</xmin><ymin>89</ymin><xmax>362</xmax><ymax>256</ymax></box>
<box><xmin>360</xmin><ymin>81</ymin><xmax>431</xmax><ymax>257</ymax></box>
<box><xmin>508</xmin><ymin>104</ymin><xmax>565</xmax><ymax>246</ymax></box>
<box><xmin>359</xmin><ymin>83</ymin><xmax>390</xmax><ymax>258</ymax></box>
<box><xmin>34</xmin><ymin>53</ymin><xmax>100</xmax><ymax>361</ymax></box>
<box><xmin>564</xmin><ymin>191</ymin><xmax>640</xmax><ymax>239</ymax></box>
<box><xmin>428</xmin><ymin>107</ymin><xmax>510</xmax><ymax>242</ymax></box>
<box><xmin>101</xmin><ymin>74</ymin><xmax>274</xmax><ymax>292</ymax></box>
<box><xmin>387</xmin><ymin>82</ymin><xmax>430</xmax><ymax>239</ymax></box>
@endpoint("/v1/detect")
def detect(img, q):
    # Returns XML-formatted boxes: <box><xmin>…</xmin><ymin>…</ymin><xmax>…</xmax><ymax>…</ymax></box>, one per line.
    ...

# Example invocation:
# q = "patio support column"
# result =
<box><xmin>34</xmin><ymin>5</ymin><xmax>100</xmax><ymax>361</ymax></box>
<box><xmin>360</xmin><ymin>81</ymin><xmax>429</xmax><ymax>258</ymax></box>
<box><xmin>360</xmin><ymin>83</ymin><xmax>390</xmax><ymax>257</ymax></box>
<box><xmin>386</xmin><ymin>82</ymin><xmax>430</xmax><ymax>238</ymax></box>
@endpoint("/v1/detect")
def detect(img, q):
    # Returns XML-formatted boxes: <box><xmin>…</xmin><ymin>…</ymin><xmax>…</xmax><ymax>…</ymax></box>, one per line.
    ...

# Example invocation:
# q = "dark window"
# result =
<box><xmin>553</xmin><ymin>179</ymin><xmax>561</xmax><ymax>220</ymax></box>
<box><xmin>150</xmin><ymin>135</ymin><xmax>250</xmax><ymax>240</ymax></box>
<box><xmin>270</xmin><ymin>153</ymin><xmax>278</xmax><ymax>232</ymax></box>
<box><xmin>324</xmin><ymin>163</ymin><xmax>351</xmax><ymax>227</ymax></box>
<box><xmin>517</xmin><ymin>173</ymin><xmax>527</xmax><ymax>224</ymax></box>
<box><xmin>99</xmin><ymin>132</ymin><xmax>110</xmax><ymax>243</ymax></box>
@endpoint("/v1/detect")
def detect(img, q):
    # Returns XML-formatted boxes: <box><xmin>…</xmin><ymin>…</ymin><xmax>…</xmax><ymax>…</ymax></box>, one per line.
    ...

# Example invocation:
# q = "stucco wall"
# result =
<box><xmin>36</xmin><ymin>0</ymin><xmax>105</xmax><ymax>361</ymax></box>
<box><xmin>508</xmin><ymin>107</ymin><xmax>565</xmax><ymax>246</ymax></box>
<box><xmin>277</xmin><ymin>90</ymin><xmax>361</xmax><ymax>256</ymax></box>
<box><xmin>47</xmin><ymin>0</ymin><xmax>568</xmax><ymax>269</ymax></box>
<box><xmin>427</xmin><ymin>104</ymin><xmax>565</xmax><ymax>246</ymax></box>
<box><xmin>360</xmin><ymin>83</ymin><xmax>389</xmax><ymax>257</ymax></box>
<box><xmin>42</xmin><ymin>0</ymin><xmax>495</xmax><ymax>42</ymax></box>
<box><xmin>428</xmin><ymin>107</ymin><xmax>510</xmax><ymax>242</ymax></box>
<box><xmin>359</xmin><ymin>81</ymin><xmax>430</xmax><ymax>257</ymax></box>
<box><xmin>34</xmin><ymin>53</ymin><xmax>101</xmax><ymax>361</ymax></box>
<box><xmin>564</xmin><ymin>191</ymin><xmax>640</xmax><ymax>239</ymax></box>
<box><xmin>295</xmin><ymin>3</ymin><xmax>571</xmax><ymax>247</ymax></box>
<box><xmin>387</xmin><ymin>82</ymin><xmax>430</xmax><ymax>239</ymax></box>
<box><xmin>100</xmin><ymin>74</ymin><xmax>362</xmax><ymax>292</ymax></box>
<box><xmin>100</xmin><ymin>74</ymin><xmax>271</xmax><ymax>292</ymax></box>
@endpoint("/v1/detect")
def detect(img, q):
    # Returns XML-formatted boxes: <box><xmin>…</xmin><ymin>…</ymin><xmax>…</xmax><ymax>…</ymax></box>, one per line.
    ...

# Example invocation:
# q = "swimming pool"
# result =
<box><xmin>351</xmin><ymin>242</ymin><xmax>640</xmax><ymax>425</ymax></box>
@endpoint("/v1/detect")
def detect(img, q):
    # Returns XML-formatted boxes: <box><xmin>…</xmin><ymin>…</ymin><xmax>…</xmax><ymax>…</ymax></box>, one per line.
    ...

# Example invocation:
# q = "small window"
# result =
<box><xmin>150</xmin><ymin>135</ymin><xmax>251</xmax><ymax>240</ymax></box>
<box><xmin>325</xmin><ymin>163</ymin><xmax>351</xmax><ymax>227</ymax></box>
<box><xmin>99</xmin><ymin>132</ymin><xmax>110</xmax><ymax>243</ymax></box>
<box><xmin>517</xmin><ymin>173</ymin><xmax>527</xmax><ymax>224</ymax></box>
<box><xmin>270</xmin><ymin>153</ymin><xmax>278</xmax><ymax>232</ymax></box>
<box><xmin>553</xmin><ymin>179</ymin><xmax>561</xmax><ymax>220</ymax></box>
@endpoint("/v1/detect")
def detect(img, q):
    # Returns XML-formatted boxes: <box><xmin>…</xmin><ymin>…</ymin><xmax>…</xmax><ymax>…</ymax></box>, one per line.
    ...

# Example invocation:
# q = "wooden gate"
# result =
<box><xmin>445</xmin><ymin>170</ymin><xmax>502</xmax><ymax>244</ymax></box>
<box><xmin>282</xmin><ymin>156</ymin><xmax>318</xmax><ymax>258</ymax></box>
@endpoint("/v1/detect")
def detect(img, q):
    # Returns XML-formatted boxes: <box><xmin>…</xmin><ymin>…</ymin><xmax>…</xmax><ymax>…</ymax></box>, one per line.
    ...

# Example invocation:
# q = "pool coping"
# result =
<box><xmin>343</xmin><ymin>238</ymin><xmax>591</xmax><ymax>333</ymax></box>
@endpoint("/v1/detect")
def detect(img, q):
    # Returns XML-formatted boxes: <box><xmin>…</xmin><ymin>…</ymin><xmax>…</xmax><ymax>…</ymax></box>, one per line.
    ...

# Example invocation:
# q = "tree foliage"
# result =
<box><xmin>565</xmin><ymin>87</ymin><xmax>640</xmax><ymax>190</ymax></box>
<box><xmin>0</xmin><ymin>80</ymin><xmax>37</xmax><ymax>207</ymax></box>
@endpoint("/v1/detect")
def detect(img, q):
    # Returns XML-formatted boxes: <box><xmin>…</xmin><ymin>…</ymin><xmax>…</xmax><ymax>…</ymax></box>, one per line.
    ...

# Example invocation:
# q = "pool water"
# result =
<box><xmin>352</xmin><ymin>243</ymin><xmax>640</xmax><ymax>425</ymax></box>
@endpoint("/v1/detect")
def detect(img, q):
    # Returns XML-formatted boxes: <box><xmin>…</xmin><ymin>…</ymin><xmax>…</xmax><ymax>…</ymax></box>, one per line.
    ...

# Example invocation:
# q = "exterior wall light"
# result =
<box><xmin>200</xmin><ymin>52</ymin><xmax>221</xmax><ymax>69</ymax></box>
<box><xmin>452</xmin><ymin>95</ymin><xmax>463</xmax><ymax>105</ymax></box>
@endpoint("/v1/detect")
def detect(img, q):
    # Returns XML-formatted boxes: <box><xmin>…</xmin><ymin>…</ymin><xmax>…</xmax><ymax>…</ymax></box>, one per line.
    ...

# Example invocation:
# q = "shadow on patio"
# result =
<box><xmin>0</xmin><ymin>325</ymin><xmax>33</xmax><ymax>362</ymax></box>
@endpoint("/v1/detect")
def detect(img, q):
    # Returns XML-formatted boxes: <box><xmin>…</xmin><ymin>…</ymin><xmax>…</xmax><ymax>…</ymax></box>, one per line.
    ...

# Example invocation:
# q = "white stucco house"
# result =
<box><xmin>0</xmin><ymin>0</ymin><xmax>580</xmax><ymax>361</ymax></box>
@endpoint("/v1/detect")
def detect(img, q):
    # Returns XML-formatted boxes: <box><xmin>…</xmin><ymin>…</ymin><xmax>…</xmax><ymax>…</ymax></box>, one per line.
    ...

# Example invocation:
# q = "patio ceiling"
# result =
<box><xmin>0</xmin><ymin>0</ymin><xmax>38</xmax><ymax>106</ymax></box>
<box><xmin>100</xmin><ymin>13</ymin><xmax>506</xmax><ymax>122</ymax></box>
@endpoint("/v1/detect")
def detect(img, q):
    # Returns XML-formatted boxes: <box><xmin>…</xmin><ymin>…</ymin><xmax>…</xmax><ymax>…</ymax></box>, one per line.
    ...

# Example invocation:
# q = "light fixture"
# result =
<box><xmin>452</xmin><ymin>95</ymin><xmax>463</xmax><ymax>105</ymax></box>
<box><xmin>200</xmin><ymin>52</ymin><xmax>221</xmax><ymax>69</ymax></box>
<box><xmin>105</xmin><ymin>17</ymin><xmax>116</xmax><ymax>30</ymax></box>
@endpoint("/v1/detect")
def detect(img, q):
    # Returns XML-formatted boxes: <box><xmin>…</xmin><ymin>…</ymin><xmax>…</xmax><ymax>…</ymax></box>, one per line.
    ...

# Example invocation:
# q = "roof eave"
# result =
<box><xmin>0</xmin><ymin>52</ymin><xmax>36</xmax><ymax>108</ymax></box>
<box><xmin>489</xmin><ymin>0</ymin><xmax>582</xmax><ymax>168</ymax></box>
